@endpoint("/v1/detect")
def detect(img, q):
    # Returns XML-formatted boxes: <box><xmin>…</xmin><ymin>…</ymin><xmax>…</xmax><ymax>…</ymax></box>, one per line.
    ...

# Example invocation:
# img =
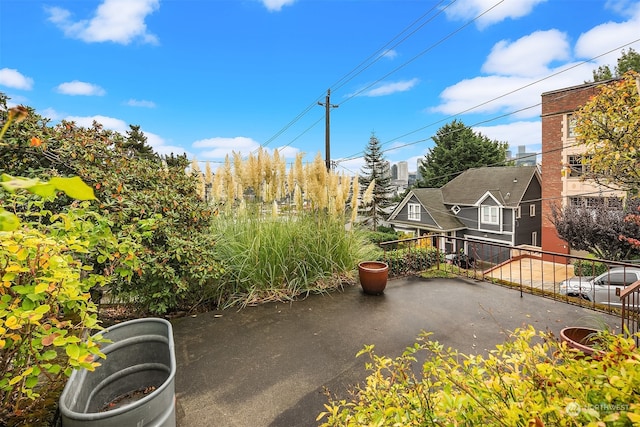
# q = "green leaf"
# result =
<box><xmin>41</xmin><ymin>350</ymin><xmax>58</xmax><ymax>360</ymax></box>
<box><xmin>66</xmin><ymin>343</ymin><xmax>80</xmax><ymax>359</ymax></box>
<box><xmin>0</xmin><ymin>209</ymin><xmax>20</xmax><ymax>231</ymax></box>
<box><xmin>49</xmin><ymin>177</ymin><xmax>95</xmax><ymax>200</ymax></box>
<box><xmin>27</xmin><ymin>182</ymin><xmax>57</xmax><ymax>199</ymax></box>
<box><xmin>25</xmin><ymin>376</ymin><xmax>38</xmax><ymax>388</ymax></box>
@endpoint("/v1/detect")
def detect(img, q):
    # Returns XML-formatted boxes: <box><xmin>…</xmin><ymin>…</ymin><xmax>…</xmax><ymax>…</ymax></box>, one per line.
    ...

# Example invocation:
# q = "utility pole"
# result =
<box><xmin>318</xmin><ymin>89</ymin><xmax>338</xmax><ymax>172</ymax></box>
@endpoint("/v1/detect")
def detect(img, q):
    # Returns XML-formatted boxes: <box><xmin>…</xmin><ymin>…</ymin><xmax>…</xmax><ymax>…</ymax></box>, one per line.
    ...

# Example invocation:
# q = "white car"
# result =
<box><xmin>559</xmin><ymin>267</ymin><xmax>640</xmax><ymax>308</ymax></box>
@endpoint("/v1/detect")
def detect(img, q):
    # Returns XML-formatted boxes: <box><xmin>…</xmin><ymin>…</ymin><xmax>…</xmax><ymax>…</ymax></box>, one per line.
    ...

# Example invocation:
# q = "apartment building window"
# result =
<box><xmin>570</xmin><ymin>197</ymin><xmax>582</xmax><ymax>207</ymax></box>
<box><xmin>569</xmin><ymin>196</ymin><xmax>622</xmax><ymax>210</ymax></box>
<box><xmin>586</xmin><ymin>197</ymin><xmax>605</xmax><ymax>209</ymax></box>
<box><xmin>481</xmin><ymin>205</ymin><xmax>499</xmax><ymax>225</ymax></box>
<box><xmin>567</xmin><ymin>154</ymin><xmax>590</xmax><ymax>177</ymax></box>
<box><xmin>567</xmin><ymin>114</ymin><xmax>577</xmax><ymax>138</ymax></box>
<box><xmin>408</xmin><ymin>203</ymin><xmax>421</xmax><ymax>221</ymax></box>
<box><xmin>607</xmin><ymin>197</ymin><xmax>623</xmax><ymax>209</ymax></box>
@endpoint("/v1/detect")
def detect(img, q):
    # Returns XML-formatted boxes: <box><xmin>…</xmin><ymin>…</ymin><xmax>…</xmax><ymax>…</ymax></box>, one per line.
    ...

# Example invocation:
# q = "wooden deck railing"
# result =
<box><xmin>618</xmin><ymin>280</ymin><xmax>640</xmax><ymax>346</ymax></box>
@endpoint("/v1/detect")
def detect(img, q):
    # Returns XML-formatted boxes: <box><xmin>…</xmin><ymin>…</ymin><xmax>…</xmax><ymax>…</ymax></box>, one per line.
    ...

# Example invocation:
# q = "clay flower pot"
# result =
<box><xmin>560</xmin><ymin>327</ymin><xmax>605</xmax><ymax>357</ymax></box>
<box><xmin>358</xmin><ymin>261</ymin><xmax>389</xmax><ymax>295</ymax></box>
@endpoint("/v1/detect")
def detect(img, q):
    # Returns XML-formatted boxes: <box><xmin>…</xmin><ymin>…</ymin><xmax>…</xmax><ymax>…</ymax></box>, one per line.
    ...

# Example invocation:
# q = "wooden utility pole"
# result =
<box><xmin>318</xmin><ymin>89</ymin><xmax>338</xmax><ymax>172</ymax></box>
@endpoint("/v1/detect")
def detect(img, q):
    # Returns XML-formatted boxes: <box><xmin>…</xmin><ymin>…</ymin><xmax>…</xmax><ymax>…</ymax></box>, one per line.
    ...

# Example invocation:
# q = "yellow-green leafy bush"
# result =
<box><xmin>319</xmin><ymin>326</ymin><xmax>640</xmax><ymax>426</ymax></box>
<box><xmin>0</xmin><ymin>105</ymin><xmax>140</xmax><ymax>425</ymax></box>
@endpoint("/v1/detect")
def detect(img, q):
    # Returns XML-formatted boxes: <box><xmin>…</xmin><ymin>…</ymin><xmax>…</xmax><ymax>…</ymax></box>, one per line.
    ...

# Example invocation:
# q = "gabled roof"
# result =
<box><xmin>441</xmin><ymin>166</ymin><xmax>539</xmax><ymax>207</ymax></box>
<box><xmin>388</xmin><ymin>188</ymin><xmax>465</xmax><ymax>231</ymax></box>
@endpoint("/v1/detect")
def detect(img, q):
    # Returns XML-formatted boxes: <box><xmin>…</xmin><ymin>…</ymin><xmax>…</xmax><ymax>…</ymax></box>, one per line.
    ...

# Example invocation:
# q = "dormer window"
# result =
<box><xmin>481</xmin><ymin>205</ymin><xmax>499</xmax><ymax>225</ymax></box>
<box><xmin>408</xmin><ymin>203</ymin><xmax>421</xmax><ymax>221</ymax></box>
<box><xmin>451</xmin><ymin>205</ymin><xmax>460</xmax><ymax>215</ymax></box>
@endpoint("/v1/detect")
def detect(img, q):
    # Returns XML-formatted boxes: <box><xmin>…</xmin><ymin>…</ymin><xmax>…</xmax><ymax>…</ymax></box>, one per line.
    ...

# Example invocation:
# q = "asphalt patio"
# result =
<box><xmin>171</xmin><ymin>276</ymin><xmax>620</xmax><ymax>427</ymax></box>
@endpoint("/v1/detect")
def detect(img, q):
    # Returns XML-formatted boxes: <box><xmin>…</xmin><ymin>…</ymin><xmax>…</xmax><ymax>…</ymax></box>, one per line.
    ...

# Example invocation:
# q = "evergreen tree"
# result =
<box><xmin>417</xmin><ymin>120</ymin><xmax>508</xmax><ymax>188</ymax></box>
<box><xmin>123</xmin><ymin>124</ymin><xmax>157</xmax><ymax>159</ymax></box>
<box><xmin>592</xmin><ymin>48</ymin><xmax>640</xmax><ymax>81</ymax></box>
<box><xmin>359</xmin><ymin>133</ymin><xmax>392</xmax><ymax>230</ymax></box>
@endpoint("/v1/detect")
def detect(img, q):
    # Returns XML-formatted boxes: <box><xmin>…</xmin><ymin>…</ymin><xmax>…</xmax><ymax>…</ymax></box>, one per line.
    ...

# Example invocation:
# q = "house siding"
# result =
<box><xmin>515</xmin><ymin>179</ymin><xmax>542</xmax><ymax>246</ymax></box>
<box><xmin>454</xmin><ymin>206</ymin><xmax>477</xmax><ymax>229</ymax></box>
<box><xmin>394</xmin><ymin>195</ymin><xmax>438</xmax><ymax>228</ymax></box>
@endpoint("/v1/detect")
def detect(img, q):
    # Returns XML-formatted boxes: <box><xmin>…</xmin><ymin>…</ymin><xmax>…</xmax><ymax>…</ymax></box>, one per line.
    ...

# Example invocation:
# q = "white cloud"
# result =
<box><xmin>64</xmin><ymin>114</ymin><xmax>128</xmax><ymax>132</ymax></box>
<box><xmin>273</xmin><ymin>145</ymin><xmax>300</xmax><ymax>160</ymax></box>
<box><xmin>56</xmin><ymin>80</ymin><xmax>106</xmax><ymax>96</ymax></box>
<box><xmin>0</xmin><ymin>68</ymin><xmax>34</xmax><ymax>90</ymax></box>
<box><xmin>261</xmin><ymin>0</ymin><xmax>296</xmax><ymax>12</ymax></box>
<box><xmin>443</xmin><ymin>0</ymin><xmax>547</xmax><ymax>29</ymax></box>
<box><xmin>605</xmin><ymin>0</ymin><xmax>640</xmax><ymax>16</ymax></box>
<box><xmin>193</xmin><ymin>136</ymin><xmax>262</xmax><ymax>158</ymax></box>
<box><xmin>144</xmin><ymin>132</ymin><xmax>189</xmax><ymax>157</ymax></box>
<box><xmin>433</xmin><ymin>64</ymin><xmax>592</xmax><ymax>119</ymax></box>
<box><xmin>474</xmin><ymin>121</ymin><xmax>541</xmax><ymax>151</ymax></box>
<box><xmin>574</xmin><ymin>6</ymin><xmax>640</xmax><ymax>67</ymax></box>
<box><xmin>359</xmin><ymin>78</ymin><xmax>419</xmax><ymax>97</ymax></box>
<box><xmin>41</xmin><ymin>108</ymin><xmax>63</xmax><ymax>121</ymax></box>
<box><xmin>482</xmin><ymin>30</ymin><xmax>570</xmax><ymax>77</ymax></box>
<box><xmin>126</xmin><ymin>99</ymin><xmax>156</xmax><ymax>108</ymax></box>
<box><xmin>46</xmin><ymin>0</ymin><xmax>159</xmax><ymax>45</ymax></box>
<box><xmin>380</xmin><ymin>49</ymin><xmax>398</xmax><ymax>60</ymax></box>
<box><xmin>63</xmin><ymin>114</ymin><xmax>187</xmax><ymax>156</ymax></box>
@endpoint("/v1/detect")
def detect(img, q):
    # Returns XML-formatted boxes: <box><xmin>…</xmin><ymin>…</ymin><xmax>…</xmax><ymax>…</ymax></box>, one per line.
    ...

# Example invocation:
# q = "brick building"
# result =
<box><xmin>540</xmin><ymin>80</ymin><xmax>626</xmax><ymax>258</ymax></box>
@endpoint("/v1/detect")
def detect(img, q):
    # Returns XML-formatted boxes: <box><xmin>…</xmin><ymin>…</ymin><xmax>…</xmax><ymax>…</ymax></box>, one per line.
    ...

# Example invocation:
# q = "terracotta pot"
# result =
<box><xmin>358</xmin><ymin>261</ymin><xmax>389</xmax><ymax>295</ymax></box>
<box><xmin>560</xmin><ymin>327</ymin><xmax>604</xmax><ymax>357</ymax></box>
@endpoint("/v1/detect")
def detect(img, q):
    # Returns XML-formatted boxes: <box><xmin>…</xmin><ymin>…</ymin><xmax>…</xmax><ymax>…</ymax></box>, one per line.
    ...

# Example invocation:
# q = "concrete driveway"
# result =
<box><xmin>171</xmin><ymin>276</ymin><xmax>619</xmax><ymax>427</ymax></box>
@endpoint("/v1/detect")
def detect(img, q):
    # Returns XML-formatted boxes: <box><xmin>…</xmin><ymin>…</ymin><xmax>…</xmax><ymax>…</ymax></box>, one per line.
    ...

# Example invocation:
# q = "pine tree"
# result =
<box><xmin>417</xmin><ymin>120</ymin><xmax>508</xmax><ymax>188</ymax></box>
<box><xmin>359</xmin><ymin>133</ymin><xmax>392</xmax><ymax>230</ymax></box>
<box><xmin>124</xmin><ymin>125</ymin><xmax>157</xmax><ymax>159</ymax></box>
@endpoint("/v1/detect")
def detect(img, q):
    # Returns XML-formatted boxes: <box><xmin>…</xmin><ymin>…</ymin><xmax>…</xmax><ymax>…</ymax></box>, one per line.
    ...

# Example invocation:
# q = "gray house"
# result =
<box><xmin>387</xmin><ymin>166</ymin><xmax>542</xmax><ymax>263</ymax></box>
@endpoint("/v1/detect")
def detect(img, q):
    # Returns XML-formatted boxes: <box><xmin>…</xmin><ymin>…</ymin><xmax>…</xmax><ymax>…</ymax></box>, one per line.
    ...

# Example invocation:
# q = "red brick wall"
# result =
<box><xmin>540</xmin><ymin>83</ymin><xmax>602</xmax><ymax>260</ymax></box>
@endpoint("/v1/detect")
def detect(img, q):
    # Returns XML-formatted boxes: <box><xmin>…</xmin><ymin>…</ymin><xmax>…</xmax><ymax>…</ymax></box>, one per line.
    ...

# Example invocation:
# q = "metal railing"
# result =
<box><xmin>379</xmin><ymin>234</ymin><xmax>640</xmax><ymax>339</ymax></box>
<box><xmin>619</xmin><ymin>281</ymin><xmax>640</xmax><ymax>346</ymax></box>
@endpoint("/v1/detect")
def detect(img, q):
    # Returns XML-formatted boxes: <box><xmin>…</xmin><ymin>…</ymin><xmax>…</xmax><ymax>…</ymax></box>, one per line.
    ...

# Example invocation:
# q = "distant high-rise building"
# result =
<box><xmin>416</xmin><ymin>156</ymin><xmax>425</xmax><ymax>178</ymax></box>
<box><xmin>391</xmin><ymin>164</ymin><xmax>398</xmax><ymax>180</ymax></box>
<box><xmin>514</xmin><ymin>145</ymin><xmax>536</xmax><ymax>166</ymax></box>
<box><xmin>397</xmin><ymin>161</ymin><xmax>409</xmax><ymax>183</ymax></box>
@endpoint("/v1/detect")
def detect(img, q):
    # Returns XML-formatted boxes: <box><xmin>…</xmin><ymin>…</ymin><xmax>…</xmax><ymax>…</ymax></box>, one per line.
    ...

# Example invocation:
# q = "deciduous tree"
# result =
<box><xmin>574</xmin><ymin>71</ymin><xmax>640</xmax><ymax>193</ymax></box>
<box><xmin>550</xmin><ymin>198</ymin><xmax>640</xmax><ymax>261</ymax></box>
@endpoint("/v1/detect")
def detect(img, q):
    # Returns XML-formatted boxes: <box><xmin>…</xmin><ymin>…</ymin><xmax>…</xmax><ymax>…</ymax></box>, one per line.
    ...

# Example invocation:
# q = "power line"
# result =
<box><xmin>335</xmin><ymin>37</ymin><xmax>640</xmax><ymax>165</ymax></box>
<box><xmin>254</xmin><ymin>1</ymin><xmax>455</xmax><ymax>152</ymax></box>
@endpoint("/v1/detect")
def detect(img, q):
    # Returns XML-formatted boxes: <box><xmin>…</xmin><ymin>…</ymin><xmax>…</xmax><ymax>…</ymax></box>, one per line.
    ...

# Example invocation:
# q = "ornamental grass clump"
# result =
<box><xmin>209</xmin><ymin>209</ymin><xmax>378</xmax><ymax>308</ymax></box>
<box><xmin>201</xmin><ymin>146</ymin><xmax>380</xmax><ymax>307</ymax></box>
<box><xmin>319</xmin><ymin>326</ymin><xmax>640</xmax><ymax>426</ymax></box>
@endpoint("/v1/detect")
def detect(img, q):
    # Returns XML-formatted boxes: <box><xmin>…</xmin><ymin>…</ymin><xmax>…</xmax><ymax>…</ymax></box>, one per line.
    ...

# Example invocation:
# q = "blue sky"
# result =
<box><xmin>1</xmin><ymin>0</ymin><xmax>639</xmax><ymax>175</ymax></box>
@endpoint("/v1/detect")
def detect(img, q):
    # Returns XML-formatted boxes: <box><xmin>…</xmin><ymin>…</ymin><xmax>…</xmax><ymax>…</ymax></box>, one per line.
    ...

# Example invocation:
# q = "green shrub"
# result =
<box><xmin>380</xmin><ymin>247</ymin><xmax>442</xmax><ymax>277</ymax></box>
<box><xmin>574</xmin><ymin>259</ymin><xmax>609</xmax><ymax>277</ymax></box>
<box><xmin>364</xmin><ymin>230</ymin><xmax>398</xmax><ymax>246</ymax></box>
<box><xmin>0</xmin><ymin>104</ymin><xmax>140</xmax><ymax>425</ymax></box>
<box><xmin>319</xmin><ymin>327</ymin><xmax>640</xmax><ymax>426</ymax></box>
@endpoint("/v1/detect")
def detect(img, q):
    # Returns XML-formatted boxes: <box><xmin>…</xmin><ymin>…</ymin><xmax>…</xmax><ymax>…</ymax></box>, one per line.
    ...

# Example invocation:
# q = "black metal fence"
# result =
<box><xmin>379</xmin><ymin>234</ymin><xmax>640</xmax><ymax>341</ymax></box>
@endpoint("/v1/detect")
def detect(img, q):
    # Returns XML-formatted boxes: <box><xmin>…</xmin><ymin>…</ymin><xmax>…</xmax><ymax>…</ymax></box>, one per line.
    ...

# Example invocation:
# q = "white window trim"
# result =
<box><xmin>529</xmin><ymin>204</ymin><xmax>536</xmax><ymax>217</ymax></box>
<box><xmin>515</xmin><ymin>206</ymin><xmax>521</xmax><ymax>219</ymax></box>
<box><xmin>481</xmin><ymin>205</ymin><xmax>499</xmax><ymax>225</ymax></box>
<box><xmin>408</xmin><ymin>203</ymin><xmax>421</xmax><ymax>221</ymax></box>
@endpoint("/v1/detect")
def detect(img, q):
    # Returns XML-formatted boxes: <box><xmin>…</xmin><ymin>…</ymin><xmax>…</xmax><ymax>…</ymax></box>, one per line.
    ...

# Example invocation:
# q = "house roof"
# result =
<box><xmin>441</xmin><ymin>166</ymin><xmax>539</xmax><ymax>208</ymax></box>
<box><xmin>388</xmin><ymin>188</ymin><xmax>465</xmax><ymax>231</ymax></box>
